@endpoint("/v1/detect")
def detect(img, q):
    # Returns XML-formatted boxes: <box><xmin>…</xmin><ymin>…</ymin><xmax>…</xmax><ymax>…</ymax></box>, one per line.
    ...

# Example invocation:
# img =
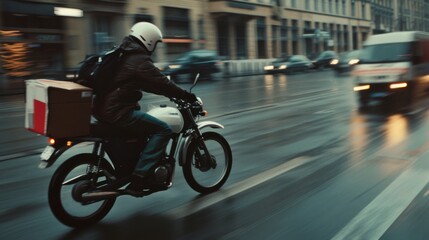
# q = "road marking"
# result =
<box><xmin>332</xmin><ymin>150</ymin><xmax>429</xmax><ymax>240</ymax></box>
<box><xmin>166</xmin><ymin>156</ymin><xmax>314</xmax><ymax>219</ymax></box>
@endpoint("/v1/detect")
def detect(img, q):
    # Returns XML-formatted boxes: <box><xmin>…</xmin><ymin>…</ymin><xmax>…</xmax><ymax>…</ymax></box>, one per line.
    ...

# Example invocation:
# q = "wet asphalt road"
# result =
<box><xmin>2</xmin><ymin>70</ymin><xmax>429</xmax><ymax>239</ymax></box>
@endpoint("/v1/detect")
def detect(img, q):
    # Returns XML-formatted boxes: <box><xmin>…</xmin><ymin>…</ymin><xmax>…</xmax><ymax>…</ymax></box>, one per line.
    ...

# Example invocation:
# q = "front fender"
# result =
<box><xmin>197</xmin><ymin>121</ymin><xmax>224</xmax><ymax>130</ymax></box>
<box><xmin>177</xmin><ymin>121</ymin><xmax>224</xmax><ymax>166</ymax></box>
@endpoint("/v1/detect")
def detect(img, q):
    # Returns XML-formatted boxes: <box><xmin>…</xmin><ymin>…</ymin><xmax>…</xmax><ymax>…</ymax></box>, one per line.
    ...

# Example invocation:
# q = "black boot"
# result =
<box><xmin>125</xmin><ymin>173</ymin><xmax>165</xmax><ymax>197</ymax></box>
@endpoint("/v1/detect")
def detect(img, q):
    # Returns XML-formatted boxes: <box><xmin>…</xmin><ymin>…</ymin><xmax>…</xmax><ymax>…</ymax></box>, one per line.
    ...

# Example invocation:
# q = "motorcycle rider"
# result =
<box><xmin>92</xmin><ymin>22</ymin><xmax>198</xmax><ymax>194</ymax></box>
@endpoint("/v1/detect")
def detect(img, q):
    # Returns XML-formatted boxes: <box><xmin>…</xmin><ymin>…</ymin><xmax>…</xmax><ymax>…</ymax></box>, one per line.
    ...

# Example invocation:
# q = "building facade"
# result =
<box><xmin>372</xmin><ymin>0</ymin><xmax>429</xmax><ymax>34</ymax></box>
<box><xmin>0</xmin><ymin>0</ymin><xmax>426</xmax><ymax>81</ymax></box>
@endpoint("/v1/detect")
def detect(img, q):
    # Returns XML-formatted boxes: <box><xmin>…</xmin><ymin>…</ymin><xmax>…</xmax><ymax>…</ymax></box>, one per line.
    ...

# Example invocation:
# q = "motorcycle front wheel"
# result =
<box><xmin>48</xmin><ymin>153</ymin><xmax>116</xmax><ymax>228</ymax></box>
<box><xmin>183</xmin><ymin>132</ymin><xmax>232</xmax><ymax>194</ymax></box>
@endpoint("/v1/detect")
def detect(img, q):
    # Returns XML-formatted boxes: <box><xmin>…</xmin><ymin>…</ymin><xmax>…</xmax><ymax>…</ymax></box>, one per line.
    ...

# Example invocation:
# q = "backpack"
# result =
<box><xmin>75</xmin><ymin>46</ymin><xmax>125</xmax><ymax>95</ymax></box>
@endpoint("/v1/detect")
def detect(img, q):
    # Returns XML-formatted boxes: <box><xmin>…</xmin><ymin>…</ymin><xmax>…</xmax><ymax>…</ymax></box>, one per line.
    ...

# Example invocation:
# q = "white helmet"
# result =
<box><xmin>130</xmin><ymin>22</ymin><xmax>163</xmax><ymax>52</ymax></box>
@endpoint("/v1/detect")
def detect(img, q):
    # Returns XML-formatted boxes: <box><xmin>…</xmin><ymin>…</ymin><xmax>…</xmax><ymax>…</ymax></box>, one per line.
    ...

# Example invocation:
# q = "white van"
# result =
<box><xmin>353</xmin><ymin>31</ymin><xmax>429</xmax><ymax>107</ymax></box>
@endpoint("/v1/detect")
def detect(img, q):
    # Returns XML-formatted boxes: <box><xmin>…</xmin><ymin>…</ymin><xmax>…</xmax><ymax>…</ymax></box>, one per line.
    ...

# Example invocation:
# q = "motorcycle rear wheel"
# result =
<box><xmin>48</xmin><ymin>153</ymin><xmax>116</xmax><ymax>228</ymax></box>
<box><xmin>183</xmin><ymin>132</ymin><xmax>232</xmax><ymax>194</ymax></box>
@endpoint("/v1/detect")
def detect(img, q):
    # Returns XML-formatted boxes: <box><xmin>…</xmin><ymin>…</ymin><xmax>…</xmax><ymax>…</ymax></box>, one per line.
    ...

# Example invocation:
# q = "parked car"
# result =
<box><xmin>264</xmin><ymin>55</ymin><xmax>314</xmax><ymax>74</ymax></box>
<box><xmin>312</xmin><ymin>50</ymin><xmax>338</xmax><ymax>69</ymax></box>
<box><xmin>161</xmin><ymin>50</ymin><xmax>222</xmax><ymax>82</ymax></box>
<box><xmin>330</xmin><ymin>50</ymin><xmax>360</xmax><ymax>75</ymax></box>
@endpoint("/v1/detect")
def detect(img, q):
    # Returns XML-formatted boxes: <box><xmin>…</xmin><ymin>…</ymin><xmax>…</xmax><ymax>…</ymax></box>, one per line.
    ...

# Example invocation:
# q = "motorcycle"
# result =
<box><xmin>38</xmin><ymin>75</ymin><xmax>233</xmax><ymax>228</ymax></box>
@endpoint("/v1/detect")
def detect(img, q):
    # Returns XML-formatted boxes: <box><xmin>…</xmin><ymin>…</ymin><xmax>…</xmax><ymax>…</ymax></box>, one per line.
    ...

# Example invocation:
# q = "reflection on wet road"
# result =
<box><xmin>2</xmin><ymin>71</ymin><xmax>429</xmax><ymax>239</ymax></box>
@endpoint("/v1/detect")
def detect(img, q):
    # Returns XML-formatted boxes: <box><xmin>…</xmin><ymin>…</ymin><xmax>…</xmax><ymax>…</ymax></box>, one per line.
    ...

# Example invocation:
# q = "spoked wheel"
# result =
<box><xmin>48</xmin><ymin>153</ymin><xmax>116</xmax><ymax>228</ymax></box>
<box><xmin>183</xmin><ymin>132</ymin><xmax>232</xmax><ymax>194</ymax></box>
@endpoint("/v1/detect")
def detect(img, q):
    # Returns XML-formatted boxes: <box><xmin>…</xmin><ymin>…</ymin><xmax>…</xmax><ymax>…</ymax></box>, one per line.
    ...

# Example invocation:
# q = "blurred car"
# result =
<box><xmin>264</xmin><ymin>55</ymin><xmax>314</xmax><ymax>74</ymax></box>
<box><xmin>312</xmin><ymin>50</ymin><xmax>338</xmax><ymax>69</ymax></box>
<box><xmin>161</xmin><ymin>50</ymin><xmax>222</xmax><ymax>82</ymax></box>
<box><xmin>330</xmin><ymin>50</ymin><xmax>360</xmax><ymax>75</ymax></box>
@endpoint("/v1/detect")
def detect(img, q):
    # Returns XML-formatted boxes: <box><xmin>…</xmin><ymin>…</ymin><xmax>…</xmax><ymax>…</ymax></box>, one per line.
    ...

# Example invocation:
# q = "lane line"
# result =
<box><xmin>165</xmin><ymin>156</ymin><xmax>314</xmax><ymax>219</ymax></box>
<box><xmin>332</xmin><ymin>150</ymin><xmax>429</xmax><ymax>240</ymax></box>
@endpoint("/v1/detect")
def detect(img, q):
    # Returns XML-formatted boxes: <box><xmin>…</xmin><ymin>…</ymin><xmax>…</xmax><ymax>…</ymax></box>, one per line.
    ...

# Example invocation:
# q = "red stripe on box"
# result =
<box><xmin>33</xmin><ymin>100</ymin><xmax>46</xmax><ymax>134</ymax></box>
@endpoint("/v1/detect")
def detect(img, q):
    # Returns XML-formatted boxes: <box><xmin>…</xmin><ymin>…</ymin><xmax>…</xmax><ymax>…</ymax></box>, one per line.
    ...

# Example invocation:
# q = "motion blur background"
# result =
<box><xmin>1</xmin><ymin>0</ymin><xmax>428</xmax><ymax>94</ymax></box>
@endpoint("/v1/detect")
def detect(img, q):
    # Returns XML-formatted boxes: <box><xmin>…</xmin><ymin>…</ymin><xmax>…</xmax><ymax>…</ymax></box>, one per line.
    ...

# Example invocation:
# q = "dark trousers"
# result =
<box><xmin>116</xmin><ymin>111</ymin><xmax>172</xmax><ymax>176</ymax></box>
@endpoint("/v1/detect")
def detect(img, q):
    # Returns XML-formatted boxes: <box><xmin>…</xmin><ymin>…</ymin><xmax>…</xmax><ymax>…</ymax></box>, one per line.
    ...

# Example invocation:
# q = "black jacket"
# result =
<box><xmin>93</xmin><ymin>36</ymin><xmax>194</xmax><ymax>123</ymax></box>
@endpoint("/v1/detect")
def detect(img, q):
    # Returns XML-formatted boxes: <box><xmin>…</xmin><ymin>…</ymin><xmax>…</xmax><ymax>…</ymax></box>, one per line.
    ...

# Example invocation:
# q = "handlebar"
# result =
<box><xmin>170</xmin><ymin>97</ymin><xmax>206</xmax><ymax>117</ymax></box>
<box><xmin>169</xmin><ymin>97</ymin><xmax>187</xmax><ymax>106</ymax></box>
<box><xmin>170</xmin><ymin>97</ymin><xmax>201</xmax><ymax>106</ymax></box>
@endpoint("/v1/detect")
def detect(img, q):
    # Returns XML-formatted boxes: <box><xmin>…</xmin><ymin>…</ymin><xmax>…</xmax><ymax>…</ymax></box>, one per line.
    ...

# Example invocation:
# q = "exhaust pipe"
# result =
<box><xmin>81</xmin><ymin>191</ymin><xmax>119</xmax><ymax>202</ymax></box>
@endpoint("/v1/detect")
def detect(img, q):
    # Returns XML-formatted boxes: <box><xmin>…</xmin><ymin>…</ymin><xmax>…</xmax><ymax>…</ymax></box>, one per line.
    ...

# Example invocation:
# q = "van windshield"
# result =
<box><xmin>359</xmin><ymin>42</ymin><xmax>412</xmax><ymax>63</ymax></box>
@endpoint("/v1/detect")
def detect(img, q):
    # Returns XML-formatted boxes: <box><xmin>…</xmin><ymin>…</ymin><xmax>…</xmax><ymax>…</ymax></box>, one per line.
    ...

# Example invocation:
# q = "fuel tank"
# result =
<box><xmin>147</xmin><ymin>106</ymin><xmax>184</xmax><ymax>133</ymax></box>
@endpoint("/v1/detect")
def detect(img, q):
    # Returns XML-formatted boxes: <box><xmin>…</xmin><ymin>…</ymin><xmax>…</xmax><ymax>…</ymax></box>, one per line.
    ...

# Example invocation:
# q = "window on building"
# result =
<box><xmin>342</xmin><ymin>0</ymin><xmax>346</xmax><ymax>15</ymax></box>
<box><xmin>304</xmin><ymin>21</ymin><xmax>313</xmax><ymax>56</ymax></box>
<box><xmin>314</xmin><ymin>22</ymin><xmax>320</xmax><ymax>54</ymax></box>
<box><xmin>351</xmin><ymin>0</ymin><xmax>356</xmax><ymax>17</ymax></box>
<box><xmin>281</xmin><ymin>19</ymin><xmax>288</xmax><ymax>56</ymax></box>
<box><xmin>329</xmin><ymin>0</ymin><xmax>333</xmax><ymax>13</ymax></box>
<box><xmin>163</xmin><ymin>7</ymin><xmax>191</xmax><ymax>38</ymax></box>
<box><xmin>198</xmin><ymin>16</ymin><xmax>205</xmax><ymax>41</ymax></box>
<box><xmin>163</xmin><ymin>7</ymin><xmax>191</xmax><ymax>58</ymax></box>
<box><xmin>272</xmin><ymin>25</ymin><xmax>279</xmax><ymax>57</ymax></box>
<box><xmin>322</xmin><ymin>0</ymin><xmax>326</xmax><ymax>12</ymax></box>
<box><xmin>336</xmin><ymin>24</ymin><xmax>342</xmax><ymax>52</ymax></box>
<box><xmin>257</xmin><ymin>18</ymin><xmax>267</xmax><ymax>58</ymax></box>
<box><xmin>352</xmin><ymin>26</ymin><xmax>358</xmax><ymax>49</ymax></box>
<box><xmin>291</xmin><ymin>19</ymin><xmax>299</xmax><ymax>54</ymax></box>
<box><xmin>314</xmin><ymin>0</ymin><xmax>318</xmax><ymax>11</ymax></box>
<box><xmin>343</xmin><ymin>25</ymin><xmax>349</xmax><ymax>51</ymax></box>
<box><xmin>335</xmin><ymin>0</ymin><xmax>339</xmax><ymax>14</ymax></box>
<box><xmin>291</xmin><ymin>0</ymin><xmax>297</xmax><ymax>8</ymax></box>
<box><xmin>217</xmin><ymin>19</ymin><xmax>229</xmax><ymax>58</ymax></box>
<box><xmin>134</xmin><ymin>14</ymin><xmax>153</xmax><ymax>23</ymax></box>
<box><xmin>236</xmin><ymin>22</ymin><xmax>247</xmax><ymax>59</ymax></box>
<box><xmin>94</xmin><ymin>15</ymin><xmax>115</xmax><ymax>53</ymax></box>
<box><xmin>305</xmin><ymin>0</ymin><xmax>310</xmax><ymax>9</ymax></box>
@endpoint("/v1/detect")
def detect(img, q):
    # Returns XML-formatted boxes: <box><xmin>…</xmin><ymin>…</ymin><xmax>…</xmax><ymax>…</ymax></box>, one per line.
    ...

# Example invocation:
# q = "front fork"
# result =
<box><xmin>191</xmin><ymin>130</ymin><xmax>217</xmax><ymax>170</ymax></box>
<box><xmin>178</xmin><ymin>120</ymin><xmax>224</xmax><ymax>167</ymax></box>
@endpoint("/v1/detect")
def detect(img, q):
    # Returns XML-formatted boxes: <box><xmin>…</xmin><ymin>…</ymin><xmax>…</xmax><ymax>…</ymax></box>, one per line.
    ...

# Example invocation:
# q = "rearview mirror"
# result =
<box><xmin>190</xmin><ymin>73</ymin><xmax>200</xmax><ymax>93</ymax></box>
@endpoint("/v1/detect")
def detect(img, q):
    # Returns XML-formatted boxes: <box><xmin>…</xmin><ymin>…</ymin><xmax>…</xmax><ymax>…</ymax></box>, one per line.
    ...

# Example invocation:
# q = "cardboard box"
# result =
<box><xmin>25</xmin><ymin>79</ymin><xmax>93</xmax><ymax>138</ymax></box>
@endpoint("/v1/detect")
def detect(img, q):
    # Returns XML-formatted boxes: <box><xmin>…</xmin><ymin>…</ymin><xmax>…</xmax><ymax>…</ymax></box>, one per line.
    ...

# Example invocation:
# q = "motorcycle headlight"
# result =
<box><xmin>196</xmin><ymin>97</ymin><xmax>203</xmax><ymax>106</ymax></box>
<box><xmin>191</xmin><ymin>97</ymin><xmax>205</xmax><ymax>118</ymax></box>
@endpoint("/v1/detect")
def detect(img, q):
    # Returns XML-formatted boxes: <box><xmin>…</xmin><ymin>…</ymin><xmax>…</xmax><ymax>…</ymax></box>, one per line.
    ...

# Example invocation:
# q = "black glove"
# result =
<box><xmin>185</xmin><ymin>93</ymin><xmax>198</xmax><ymax>103</ymax></box>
